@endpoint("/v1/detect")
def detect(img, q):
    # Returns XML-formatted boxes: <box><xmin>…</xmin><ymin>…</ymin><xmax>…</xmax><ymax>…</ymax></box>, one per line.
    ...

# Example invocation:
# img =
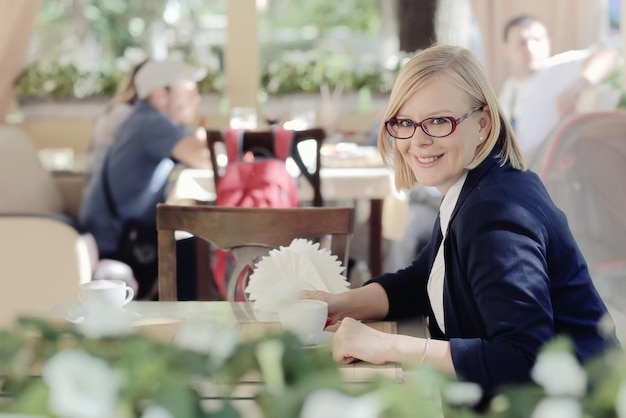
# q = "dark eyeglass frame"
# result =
<box><xmin>385</xmin><ymin>106</ymin><xmax>484</xmax><ymax>139</ymax></box>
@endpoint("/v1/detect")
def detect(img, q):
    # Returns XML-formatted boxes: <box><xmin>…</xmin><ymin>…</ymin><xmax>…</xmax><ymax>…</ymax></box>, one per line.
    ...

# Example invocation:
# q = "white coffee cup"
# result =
<box><xmin>79</xmin><ymin>279</ymin><xmax>134</xmax><ymax>316</ymax></box>
<box><xmin>278</xmin><ymin>299</ymin><xmax>328</xmax><ymax>346</ymax></box>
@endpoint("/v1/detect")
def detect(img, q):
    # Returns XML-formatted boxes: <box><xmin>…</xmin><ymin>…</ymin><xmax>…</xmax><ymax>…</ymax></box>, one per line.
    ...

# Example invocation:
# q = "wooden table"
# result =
<box><xmin>168</xmin><ymin>165</ymin><xmax>393</xmax><ymax>277</ymax></box>
<box><xmin>50</xmin><ymin>300</ymin><xmax>404</xmax><ymax>383</ymax></box>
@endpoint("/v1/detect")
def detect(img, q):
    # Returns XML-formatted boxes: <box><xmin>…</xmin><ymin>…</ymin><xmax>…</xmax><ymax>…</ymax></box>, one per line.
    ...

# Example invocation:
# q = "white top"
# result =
<box><xmin>499</xmin><ymin>49</ymin><xmax>588</xmax><ymax>153</ymax></box>
<box><xmin>427</xmin><ymin>172</ymin><xmax>468</xmax><ymax>333</ymax></box>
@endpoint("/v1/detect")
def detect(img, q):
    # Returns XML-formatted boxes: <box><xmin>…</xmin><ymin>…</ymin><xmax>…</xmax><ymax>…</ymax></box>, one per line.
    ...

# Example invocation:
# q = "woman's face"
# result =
<box><xmin>394</xmin><ymin>77</ymin><xmax>490</xmax><ymax>194</ymax></box>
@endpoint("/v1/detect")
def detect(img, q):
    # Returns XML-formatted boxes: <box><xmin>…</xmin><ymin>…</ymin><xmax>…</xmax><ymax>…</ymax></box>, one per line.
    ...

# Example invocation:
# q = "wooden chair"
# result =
<box><xmin>206</xmin><ymin>127</ymin><xmax>326</xmax><ymax>206</ymax></box>
<box><xmin>157</xmin><ymin>204</ymin><xmax>354</xmax><ymax>301</ymax></box>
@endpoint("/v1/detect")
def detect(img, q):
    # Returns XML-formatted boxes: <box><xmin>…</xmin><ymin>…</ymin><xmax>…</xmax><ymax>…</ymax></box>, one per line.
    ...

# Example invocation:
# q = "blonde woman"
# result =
<box><xmin>306</xmin><ymin>44</ymin><xmax>615</xmax><ymax>396</ymax></box>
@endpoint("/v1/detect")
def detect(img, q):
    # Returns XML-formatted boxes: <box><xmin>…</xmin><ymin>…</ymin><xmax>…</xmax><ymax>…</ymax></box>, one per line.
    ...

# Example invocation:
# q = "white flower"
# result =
<box><xmin>615</xmin><ymin>379</ymin><xmax>626</xmax><ymax>418</ymax></box>
<box><xmin>531</xmin><ymin>351</ymin><xmax>587</xmax><ymax>397</ymax></box>
<box><xmin>140</xmin><ymin>405</ymin><xmax>175</xmax><ymax>418</ymax></box>
<box><xmin>42</xmin><ymin>349</ymin><xmax>119</xmax><ymax>418</ymax></box>
<box><xmin>598</xmin><ymin>312</ymin><xmax>617</xmax><ymax>338</ymax></box>
<box><xmin>77</xmin><ymin>308</ymin><xmax>135</xmax><ymax>339</ymax></box>
<box><xmin>443</xmin><ymin>381</ymin><xmax>483</xmax><ymax>407</ymax></box>
<box><xmin>173</xmin><ymin>318</ymin><xmax>239</xmax><ymax>365</ymax></box>
<box><xmin>122</xmin><ymin>47</ymin><xmax>147</xmax><ymax>65</ymax></box>
<box><xmin>531</xmin><ymin>397</ymin><xmax>582</xmax><ymax>418</ymax></box>
<box><xmin>300</xmin><ymin>389</ymin><xmax>383</xmax><ymax>418</ymax></box>
<box><xmin>255</xmin><ymin>339</ymin><xmax>285</xmax><ymax>394</ymax></box>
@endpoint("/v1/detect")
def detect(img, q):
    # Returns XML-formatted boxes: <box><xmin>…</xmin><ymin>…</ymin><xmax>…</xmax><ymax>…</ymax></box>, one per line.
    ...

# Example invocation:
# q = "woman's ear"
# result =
<box><xmin>479</xmin><ymin>105</ymin><xmax>492</xmax><ymax>135</ymax></box>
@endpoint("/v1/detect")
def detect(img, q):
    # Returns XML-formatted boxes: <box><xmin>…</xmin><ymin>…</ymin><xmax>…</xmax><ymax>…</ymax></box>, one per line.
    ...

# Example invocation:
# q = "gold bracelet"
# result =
<box><xmin>420</xmin><ymin>337</ymin><xmax>431</xmax><ymax>365</ymax></box>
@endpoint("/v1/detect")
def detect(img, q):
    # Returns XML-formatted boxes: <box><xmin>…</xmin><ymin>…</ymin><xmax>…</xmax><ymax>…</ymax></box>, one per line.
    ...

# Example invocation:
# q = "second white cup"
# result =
<box><xmin>278</xmin><ymin>299</ymin><xmax>328</xmax><ymax>346</ymax></box>
<box><xmin>79</xmin><ymin>279</ymin><xmax>134</xmax><ymax>316</ymax></box>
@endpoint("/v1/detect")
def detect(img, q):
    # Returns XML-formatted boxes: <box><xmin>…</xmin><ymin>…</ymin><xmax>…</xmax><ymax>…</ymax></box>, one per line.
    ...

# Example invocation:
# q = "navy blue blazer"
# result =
<box><xmin>369</xmin><ymin>149</ymin><xmax>612</xmax><ymax>390</ymax></box>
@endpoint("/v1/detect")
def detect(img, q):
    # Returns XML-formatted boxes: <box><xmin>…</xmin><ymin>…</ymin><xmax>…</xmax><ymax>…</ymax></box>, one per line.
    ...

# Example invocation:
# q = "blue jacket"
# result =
<box><xmin>369</xmin><ymin>149</ymin><xmax>613</xmax><ymax>390</ymax></box>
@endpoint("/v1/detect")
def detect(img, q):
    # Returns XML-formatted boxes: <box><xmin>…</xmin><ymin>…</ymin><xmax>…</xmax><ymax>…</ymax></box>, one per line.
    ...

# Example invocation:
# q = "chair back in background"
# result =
<box><xmin>206</xmin><ymin>127</ymin><xmax>326</xmax><ymax>206</ymax></box>
<box><xmin>0</xmin><ymin>215</ymin><xmax>93</xmax><ymax>327</ymax></box>
<box><xmin>530</xmin><ymin>111</ymin><xmax>626</xmax><ymax>274</ymax></box>
<box><xmin>156</xmin><ymin>204</ymin><xmax>354</xmax><ymax>301</ymax></box>
<box><xmin>0</xmin><ymin>125</ymin><xmax>65</xmax><ymax>214</ymax></box>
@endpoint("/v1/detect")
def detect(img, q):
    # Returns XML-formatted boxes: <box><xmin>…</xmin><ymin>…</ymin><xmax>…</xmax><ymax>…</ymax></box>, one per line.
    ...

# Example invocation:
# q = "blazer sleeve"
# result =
<box><xmin>366</xmin><ymin>224</ymin><xmax>441</xmax><ymax>320</ymax></box>
<box><xmin>447</xmin><ymin>197</ymin><xmax>556</xmax><ymax>388</ymax></box>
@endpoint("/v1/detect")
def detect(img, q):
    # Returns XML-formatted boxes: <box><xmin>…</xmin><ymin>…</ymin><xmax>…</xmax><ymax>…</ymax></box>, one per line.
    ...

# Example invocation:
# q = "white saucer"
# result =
<box><xmin>302</xmin><ymin>330</ymin><xmax>334</xmax><ymax>348</ymax></box>
<box><xmin>66</xmin><ymin>308</ymin><xmax>142</xmax><ymax>324</ymax></box>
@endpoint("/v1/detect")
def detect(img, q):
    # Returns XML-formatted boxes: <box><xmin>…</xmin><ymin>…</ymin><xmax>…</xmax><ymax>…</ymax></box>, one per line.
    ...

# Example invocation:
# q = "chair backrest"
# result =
<box><xmin>0</xmin><ymin>215</ymin><xmax>93</xmax><ymax>327</ymax></box>
<box><xmin>529</xmin><ymin>111</ymin><xmax>626</xmax><ymax>274</ymax></box>
<box><xmin>207</xmin><ymin>127</ymin><xmax>326</xmax><ymax>206</ymax></box>
<box><xmin>156</xmin><ymin>204</ymin><xmax>354</xmax><ymax>301</ymax></box>
<box><xmin>0</xmin><ymin>125</ymin><xmax>65</xmax><ymax>214</ymax></box>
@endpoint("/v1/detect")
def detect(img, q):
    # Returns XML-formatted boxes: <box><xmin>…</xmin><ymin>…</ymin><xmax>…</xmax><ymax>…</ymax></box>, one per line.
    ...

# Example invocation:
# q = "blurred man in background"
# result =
<box><xmin>499</xmin><ymin>15</ymin><xmax>620</xmax><ymax>156</ymax></box>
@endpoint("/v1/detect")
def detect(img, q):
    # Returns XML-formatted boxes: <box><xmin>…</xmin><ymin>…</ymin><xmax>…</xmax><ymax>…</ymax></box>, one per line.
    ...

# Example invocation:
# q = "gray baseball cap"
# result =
<box><xmin>134</xmin><ymin>59</ymin><xmax>207</xmax><ymax>99</ymax></box>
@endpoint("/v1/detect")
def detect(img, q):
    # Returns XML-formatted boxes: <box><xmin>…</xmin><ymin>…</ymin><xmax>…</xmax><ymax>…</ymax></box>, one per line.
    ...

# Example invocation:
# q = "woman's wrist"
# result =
<box><xmin>387</xmin><ymin>334</ymin><xmax>428</xmax><ymax>364</ymax></box>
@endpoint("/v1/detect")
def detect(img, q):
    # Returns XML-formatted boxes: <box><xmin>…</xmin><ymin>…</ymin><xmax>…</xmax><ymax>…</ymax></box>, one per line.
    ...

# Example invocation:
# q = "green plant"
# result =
<box><xmin>2</xmin><ymin>317</ymin><xmax>623</xmax><ymax>418</ymax></box>
<box><xmin>15</xmin><ymin>49</ymin><xmax>408</xmax><ymax>101</ymax></box>
<box><xmin>15</xmin><ymin>60</ymin><xmax>223</xmax><ymax>101</ymax></box>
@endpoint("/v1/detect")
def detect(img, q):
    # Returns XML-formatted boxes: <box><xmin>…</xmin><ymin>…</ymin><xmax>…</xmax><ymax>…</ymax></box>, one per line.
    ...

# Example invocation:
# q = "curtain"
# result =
<box><xmin>470</xmin><ymin>0</ymin><xmax>610</xmax><ymax>93</ymax></box>
<box><xmin>0</xmin><ymin>0</ymin><xmax>42</xmax><ymax>122</ymax></box>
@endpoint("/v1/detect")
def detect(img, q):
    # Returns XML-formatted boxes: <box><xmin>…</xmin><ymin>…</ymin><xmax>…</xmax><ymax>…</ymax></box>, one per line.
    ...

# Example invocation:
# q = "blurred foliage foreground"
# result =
<box><xmin>1</xmin><ymin>317</ymin><xmax>626</xmax><ymax>418</ymax></box>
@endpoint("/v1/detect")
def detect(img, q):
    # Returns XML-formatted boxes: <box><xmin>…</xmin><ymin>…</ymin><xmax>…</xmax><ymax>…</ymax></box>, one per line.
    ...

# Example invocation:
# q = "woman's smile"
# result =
<box><xmin>414</xmin><ymin>153</ymin><xmax>443</xmax><ymax>166</ymax></box>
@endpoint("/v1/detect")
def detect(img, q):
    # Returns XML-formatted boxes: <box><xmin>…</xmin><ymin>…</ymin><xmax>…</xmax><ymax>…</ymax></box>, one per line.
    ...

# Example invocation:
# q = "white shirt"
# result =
<box><xmin>499</xmin><ymin>49</ymin><xmax>588</xmax><ymax>153</ymax></box>
<box><xmin>427</xmin><ymin>172</ymin><xmax>467</xmax><ymax>333</ymax></box>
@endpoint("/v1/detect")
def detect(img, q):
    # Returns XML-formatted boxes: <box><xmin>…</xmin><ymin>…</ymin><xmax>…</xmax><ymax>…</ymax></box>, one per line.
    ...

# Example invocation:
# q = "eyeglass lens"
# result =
<box><xmin>387</xmin><ymin>117</ymin><xmax>454</xmax><ymax>139</ymax></box>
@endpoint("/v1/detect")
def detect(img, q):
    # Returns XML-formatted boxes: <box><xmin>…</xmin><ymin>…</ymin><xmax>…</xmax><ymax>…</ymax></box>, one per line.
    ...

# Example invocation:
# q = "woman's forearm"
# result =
<box><xmin>337</xmin><ymin>283</ymin><xmax>389</xmax><ymax>321</ymax></box>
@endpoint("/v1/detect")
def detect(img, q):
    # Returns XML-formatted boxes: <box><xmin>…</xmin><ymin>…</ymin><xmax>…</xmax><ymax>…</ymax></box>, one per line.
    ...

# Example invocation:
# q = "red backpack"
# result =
<box><xmin>215</xmin><ymin>127</ymin><xmax>299</xmax><ymax>208</ymax></box>
<box><xmin>213</xmin><ymin>127</ymin><xmax>299</xmax><ymax>299</ymax></box>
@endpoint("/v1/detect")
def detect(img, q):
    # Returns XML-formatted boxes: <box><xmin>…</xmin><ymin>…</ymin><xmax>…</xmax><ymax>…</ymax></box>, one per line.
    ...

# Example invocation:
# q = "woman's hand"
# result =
<box><xmin>331</xmin><ymin>317</ymin><xmax>393</xmax><ymax>365</ymax></box>
<box><xmin>300</xmin><ymin>290</ymin><xmax>345</xmax><ymax>325</ymax></box>
<box><xmin>301</xmin><ymin>283</ymin><xmax>389</xmax><ymax>326</ymax></box>
<box><xmin>332</xmin><ymin>318</ymin><xmax>457</xmax><ymax>377</ymax></box>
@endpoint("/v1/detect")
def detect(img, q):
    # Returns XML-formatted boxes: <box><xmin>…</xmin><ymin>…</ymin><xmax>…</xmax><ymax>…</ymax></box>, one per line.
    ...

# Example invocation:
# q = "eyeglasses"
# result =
<box><xmin>385</xmin><ymin>106</ymin><xmax>484</xmax><ymax>139</ymax></box>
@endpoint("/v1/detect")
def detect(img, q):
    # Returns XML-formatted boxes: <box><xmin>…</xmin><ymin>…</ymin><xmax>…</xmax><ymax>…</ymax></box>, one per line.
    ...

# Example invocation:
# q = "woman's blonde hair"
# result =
<box><xmin>378</xmin><ymin>45</ymin><xmax>525</xmax><ymax>191</ymax></box>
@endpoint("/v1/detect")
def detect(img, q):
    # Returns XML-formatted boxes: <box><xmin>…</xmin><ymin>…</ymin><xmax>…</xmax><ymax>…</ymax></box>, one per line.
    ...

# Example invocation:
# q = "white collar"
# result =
<box><xmin>439</xmin><ymin>171</ymin><xmax>468</xmax><ymax>235</ymax></box>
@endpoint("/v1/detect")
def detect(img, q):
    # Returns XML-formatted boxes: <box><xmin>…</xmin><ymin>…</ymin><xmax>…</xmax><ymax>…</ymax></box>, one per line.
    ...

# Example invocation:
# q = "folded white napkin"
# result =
<box><xmin>245</xmin><ymin>238</ymin><xmax>349</xmax><ymax>313</ymax></box>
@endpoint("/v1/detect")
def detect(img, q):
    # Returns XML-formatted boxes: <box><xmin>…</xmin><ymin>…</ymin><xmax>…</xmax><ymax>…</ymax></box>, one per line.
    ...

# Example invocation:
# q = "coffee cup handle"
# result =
<box><xmin>123</xmin><ymin>286</ymin><xmax>135</xmax><ymax>305</ymax></box>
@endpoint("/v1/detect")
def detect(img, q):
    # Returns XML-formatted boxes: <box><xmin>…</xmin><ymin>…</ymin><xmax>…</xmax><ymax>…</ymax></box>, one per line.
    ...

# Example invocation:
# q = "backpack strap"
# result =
<box><xmin>223</xmin><ymin>128</ymin><xmax>244</xmax><ymax>162</ymax></box>
<box><xmin>273</xmin><ymin>126</ymin><xmax>294</xmax><ymax>161</ymax></box>
<box><xmin>224</xmin><ymin>126</ymin><xmax>293</xmax><ymax>161</ymax></box>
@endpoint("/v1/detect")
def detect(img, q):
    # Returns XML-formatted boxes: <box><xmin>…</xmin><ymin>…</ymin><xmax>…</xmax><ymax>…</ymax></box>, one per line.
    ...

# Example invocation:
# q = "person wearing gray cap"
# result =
<box><xmin>79</xmin><ymin>58</ymin><xmax>211</xmax><ymax>299</ymax></box>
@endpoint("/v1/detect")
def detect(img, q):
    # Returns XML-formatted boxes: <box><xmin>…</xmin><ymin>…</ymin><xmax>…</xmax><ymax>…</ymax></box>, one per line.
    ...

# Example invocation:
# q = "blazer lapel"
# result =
<box><xmin>448</xmin><ymin>149</ymin><xmax>502</xmax><ymax>225</ymax></box>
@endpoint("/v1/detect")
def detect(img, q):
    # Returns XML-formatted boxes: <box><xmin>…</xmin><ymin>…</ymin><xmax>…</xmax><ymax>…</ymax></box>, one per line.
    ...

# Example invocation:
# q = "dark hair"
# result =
<box><xmin>105</xmin><ymin>59</ymin><xmax>149</xmax><ymax>111</ymax></box>
<box><xmin>503</xmin><ymin>15</ymin><xmax>545</xmax><ymax>42</ymax></box>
